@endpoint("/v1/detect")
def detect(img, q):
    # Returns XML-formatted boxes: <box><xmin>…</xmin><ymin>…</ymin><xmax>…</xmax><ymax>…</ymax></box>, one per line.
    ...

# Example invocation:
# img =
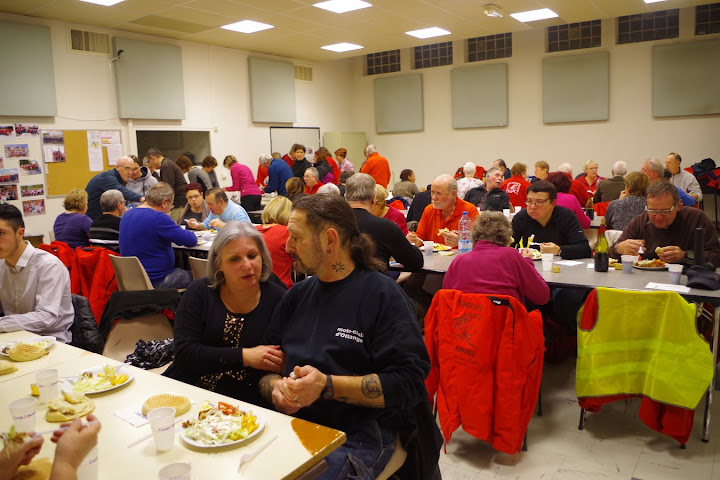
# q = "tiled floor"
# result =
<box><xmin>438</xmin><ymin>360</ymin><xmax>719</xmax><ymax>480</ymax></box>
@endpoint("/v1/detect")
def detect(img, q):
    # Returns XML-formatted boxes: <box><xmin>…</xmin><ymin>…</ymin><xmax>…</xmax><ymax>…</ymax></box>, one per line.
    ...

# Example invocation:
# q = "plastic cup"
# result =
<box><xmin>158</xmin><ymin>463</ymin><xmax>192</xmax><ymax>480</ymax></box>
<box><xmin>77</xmin><ymin>445</ymin><xmax>99</xmax><ymax>480</ymax></box>
<box><xmin>541</xmin><ymin>253</ymin><xmax>553</xmax><ymax>272</ymax></box>
<box><xmin>514</xmin><ymin>206</ymin><xmax>522</xmax><ymax>213</ymax></box>
<box><xmin>668</xmin><ymin>264</ymin><xmax>683</xmax><ymax>285</ymax></box>
<box><xmin>423</xmin><ymin>241</ymin><xmax>433</xmax><ymax>257</ymax></box>
<box><xmin>36</xmin><ymin>369</ymin><xmax>59</xmax><ymax>404</ymax></box>
<box><xmin>148</xmin><ymin>407</ymin><xmax>176</xmax><ymax>452</ymax></box>
<box><xmin>621</xmin><ymin>255</ymin><xmax>635</xmax><ymax>274</ymax></box>
<box><xmin>9</xmin><ymin>397</ymin><xmax>37</xmax><ymax>432</ymax></box>
<box><xmin>502</xmin><ymin>208</ymin><xmax>510</xmax><ymax>218</ymax></box>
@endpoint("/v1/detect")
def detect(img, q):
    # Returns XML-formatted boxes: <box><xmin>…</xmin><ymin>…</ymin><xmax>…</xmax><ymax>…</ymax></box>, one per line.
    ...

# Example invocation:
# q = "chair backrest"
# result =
<box><xmin>48</xmin><ymin>230</ymin><xmax>55</xmax><ymax>242</ymax></box>
<box><xmin>189</xmin><ymin>256</ymin><xmax>209</xmax><ymax>280</ymax></box>
<box><xmin>109</xmin><ymin>256</ymin><xmax>154</xmax><ymax>291</ymax></box>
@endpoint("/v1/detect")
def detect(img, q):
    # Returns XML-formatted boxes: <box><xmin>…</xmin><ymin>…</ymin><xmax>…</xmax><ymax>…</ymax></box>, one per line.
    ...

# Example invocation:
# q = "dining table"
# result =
<box><xmin>0</xmin><ymin>331</ymin><xmax>346</xmax><ymax>480</ymax></box>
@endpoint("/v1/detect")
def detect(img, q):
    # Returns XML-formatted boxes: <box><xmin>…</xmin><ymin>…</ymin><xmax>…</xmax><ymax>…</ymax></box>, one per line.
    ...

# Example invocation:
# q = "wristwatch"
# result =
<box><xmin>321</xmin><ymin>374</ymin><xmax>334</xmax><ymax>400</ymax></box>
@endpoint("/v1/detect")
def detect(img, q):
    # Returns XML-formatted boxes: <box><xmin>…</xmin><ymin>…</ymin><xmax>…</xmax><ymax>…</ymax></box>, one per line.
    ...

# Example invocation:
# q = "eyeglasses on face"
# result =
<box><xmin>525</xmin><ymin>198</ymin><xmax>550</xmax><ymax>207</ymax></box>
<box><xmin>646</xmin><ymin>205</ymin><xmax>675</xmax><ymax>216</ymax></box>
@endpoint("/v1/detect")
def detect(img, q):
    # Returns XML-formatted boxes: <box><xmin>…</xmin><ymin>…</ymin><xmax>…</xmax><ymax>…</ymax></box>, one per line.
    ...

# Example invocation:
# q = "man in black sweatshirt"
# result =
<box><xmin>261</xmin><ymin>194</ymin><xmax>440</xmax><ymax>479</ymax></box>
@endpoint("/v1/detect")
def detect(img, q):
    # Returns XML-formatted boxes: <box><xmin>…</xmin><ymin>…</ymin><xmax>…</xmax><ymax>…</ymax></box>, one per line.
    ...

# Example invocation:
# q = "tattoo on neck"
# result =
<box><xmin>361</xmin><ymin>375</ymin><xmax>383</xmax><ymax>398</ymax></box>
<box><xmin>331</xmin><ymin>262</ymin><xmax>345</xmax><ymax>273</ymax></box>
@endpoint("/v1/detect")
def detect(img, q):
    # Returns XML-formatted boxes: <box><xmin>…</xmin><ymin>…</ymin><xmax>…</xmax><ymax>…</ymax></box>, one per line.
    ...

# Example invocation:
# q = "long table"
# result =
<box><xmin>0</xmin><ymin>333</ymin><xmax>345</xmax><ymax>479</ymax></box>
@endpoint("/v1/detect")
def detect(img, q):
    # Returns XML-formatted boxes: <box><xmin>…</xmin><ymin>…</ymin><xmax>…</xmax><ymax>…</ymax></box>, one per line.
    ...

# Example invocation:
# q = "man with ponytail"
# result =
<box><xmin>260</xmin><ymin>194</ymin><xmax>440</xmax><ymax>479</ymax></box>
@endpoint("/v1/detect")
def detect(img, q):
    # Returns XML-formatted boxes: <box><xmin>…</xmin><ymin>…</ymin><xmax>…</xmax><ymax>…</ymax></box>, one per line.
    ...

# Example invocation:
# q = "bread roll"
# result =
<box><xmin>142</xmin><ymin>394</ymin><xmax>191</xmax><ymax>417</ymax></box>
<box><xmin>0</xmin><ymin>360</ymin><xmax>18</xmax><ymax>375</ymax></box>
<box><xmin>655</xmin><ymin>246</ymin><xmax>664</xmax><ymax>255</ymax></box>
<box><xmin>8</xmin><ymin>343</ymin><xmax>46</xmax><ymax>362</ymax></box>
<box><xmin>46</xmin><ymin>391</ymin><xmax>94</xmax><ymax>422</ymax></box>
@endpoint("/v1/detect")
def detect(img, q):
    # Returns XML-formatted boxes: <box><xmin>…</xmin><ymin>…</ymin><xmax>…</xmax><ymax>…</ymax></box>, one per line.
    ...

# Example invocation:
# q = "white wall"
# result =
<box><xmin>347</xmin><ymin>7</ymin><xmax>720</xmax><ymax>189</ymax></box>
<box><xmin>0</xmin><ymin>12</ymin><xmax>355</xmax><ymax>237</ymax></box>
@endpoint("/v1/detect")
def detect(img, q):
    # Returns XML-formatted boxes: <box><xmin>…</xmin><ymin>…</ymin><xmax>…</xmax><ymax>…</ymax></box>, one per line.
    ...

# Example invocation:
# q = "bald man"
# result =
<box><xmin>85</xmin><ymin>156</ymin><xmax>144</xmax><ymax>219</ymax></box>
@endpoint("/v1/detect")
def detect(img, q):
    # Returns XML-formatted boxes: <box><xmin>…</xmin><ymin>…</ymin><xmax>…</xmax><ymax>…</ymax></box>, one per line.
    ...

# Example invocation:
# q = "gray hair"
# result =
<box><xmin>206</xmin><ymin>187</ymin><xmax>228</xmax><ymax>203</ymax></box>
<box><xmin>557</xmin><ymin>163</ymin><xmax>573</xmax><ymax>174</ymax></box>
<box><xmin>471</xmin><ymin>211</ymin><xmax>512</xmax><ymax>247</ymax></box>
<box><xmin>207</xmin><ymin>221</ymin><xmax>272</xmax><ymax>287</ymax></box>
<box><xmin>485</xmin><ymin>166</ymin><xmax>502</xmax><ymax>177</ymax></box>
<box><xmin>365</xmin><ymin>144</ymin><xmax>377</xmax><ymax>155</ymax></box>
<box><xmin>433</xmin><ymin>174</ymin><xmax>458</xmax><ymax>194</ymax></box>
<box><xmin>463</xmin><ymin>162</ymin><xmax>476</xmax><ymax>176</ymax></box>
<box><xmin>612</xmin><ymin>161</ymin><xmax>627</xmax><ymax>176</ymax></box>
<box><xmin>344</xmin><ymin>173</ymin><xmax>376</xmax><ymax>203</ymax></box>
<box><xmin>583</xmin><ymin>160</ymin><xmax>598</xmax><ymax>170</ymax></box>
<box><xmin>317</xmin><ymin>183</ymin><xmax>341</xmax><ymax>195</ymax></box>
<box><xmin>644</xmin><ymin>158</ymin><xmax>665</xmax><ymax>177</ymax></box>
<box><xmin>144</xmin><ymin>182</ymin><xmax>174</xmax><ymax>207</ymax></box>
<box><xmin>305</xmin><ymin>167</ymin><xmax>319</xmax><ymax>180</ymax></box>
<box><xmin>100</xmin><ymin>189</ymin><xmax>124</xmax><ymax>212</ymax></box>
<box><xmin>258</xmin><ymin>153</ymin><xmax>272</xmax><ymax>166</ymax></box>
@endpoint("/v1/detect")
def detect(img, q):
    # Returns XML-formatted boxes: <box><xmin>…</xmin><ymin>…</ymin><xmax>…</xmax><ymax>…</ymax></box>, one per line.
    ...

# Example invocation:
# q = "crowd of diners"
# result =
<box><xmin>1</xmin><ymin>145</ymin><xmax>718</xmax><ymax>478</ymax></box>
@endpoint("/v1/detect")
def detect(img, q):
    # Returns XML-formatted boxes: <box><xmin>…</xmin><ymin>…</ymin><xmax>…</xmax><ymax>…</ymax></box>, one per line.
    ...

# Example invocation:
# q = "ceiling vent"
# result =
<box><xmin>68</xmin><ymin>27</ymin><xmax>111</xmax><ymax>55</ymax></box>
<box><xmin>294</xmin><ymin>65</ymin><xmax>313</xmax><ymax>81</ymax></box>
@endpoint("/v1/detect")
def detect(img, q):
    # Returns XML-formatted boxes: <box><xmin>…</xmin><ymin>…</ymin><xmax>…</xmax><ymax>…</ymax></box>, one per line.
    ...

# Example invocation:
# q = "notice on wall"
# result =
<box><xmin>106</xmin><ymin>144</ymin><xmax>123</xmax><ymax>166</ymax></box>
<box><xmin>87</xmin><ymin>130</ymin><xmax>103</xmax><ymax>171</ymax></box>
<box><xmin>102</xmin><ymin>131</ymin><xmax>120</xmax><ymax>146</ymax></box>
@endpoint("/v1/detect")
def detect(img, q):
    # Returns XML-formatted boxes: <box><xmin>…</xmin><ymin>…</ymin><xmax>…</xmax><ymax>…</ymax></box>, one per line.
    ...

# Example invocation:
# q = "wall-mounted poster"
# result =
<box><xmin>44</xmin><ymin>145</ymin><xmax>66</xmax><ymax>163</ymax></box>
<box><xmin>19</xmin><ymin>159</ymin><xmax>42</xmax><ymax>175</ymax></box>
<box><xmin>22</xmin><ymin>199</ymin><xmax>45</xmax><ymax>216</ymax></box>
<box><xmin>0</xmin><ymin>168</ymin><xmax>19</xmax><ymax>184</ymax></box>
<box><xmin>4</xmin><ymin>144</ymin><xmax>29</xmax><ymax>158</ymax></box>
<box><xmin>15</xmin><ymin>124</ymin><xmax>39</xmax><ymax>137</ymax></box>
<box><xmin>0</xmin><ymin>125</ymin><xmax>13</xmax><ymax>137</ymax></box>
<box><xmin>21</xmin><ymin>184</ymin><xmax>44</xmax><ymax>197</ymax></box>
<box><xmin>0</xmin><ymin>184</ymin><xmax>18</xmax><ymax>201</ymax></box>
<box><xmin>42</xmin><ymin>130</ymin><xmax>64</xmax><ymax>144</ymax></box>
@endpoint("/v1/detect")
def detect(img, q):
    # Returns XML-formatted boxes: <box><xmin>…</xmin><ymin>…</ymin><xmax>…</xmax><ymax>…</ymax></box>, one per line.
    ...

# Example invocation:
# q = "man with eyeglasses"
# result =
<box><xmin>611</xmin><ymin>181</ymin><xmax>720</xmax><ymax>267</ymax></box>
<box><xmin>85</xmin><ymin>156</ymin><xmax>144</xmax><ymax>219</ymax></box>
<box><xmin>511</xmin><ymin>181</ymin><xmax>591</xmax><ymax>260</ymax></box>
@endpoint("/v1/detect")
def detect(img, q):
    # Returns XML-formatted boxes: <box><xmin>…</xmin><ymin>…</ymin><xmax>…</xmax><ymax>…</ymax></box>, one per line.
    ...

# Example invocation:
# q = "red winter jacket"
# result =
<box><xmin>425</xmin><ymin>290</ymin><xmax>544</xmax><ymax>454</ymax></box>
<box><xmin>71</xmin><ymin>247</ymin><xmax>119</xmax><ymax>324</ymax></box>
<box><xmin>39</xmin><ymin>241</ymin><xmax>75</xmax><ymax>270</ymax></box>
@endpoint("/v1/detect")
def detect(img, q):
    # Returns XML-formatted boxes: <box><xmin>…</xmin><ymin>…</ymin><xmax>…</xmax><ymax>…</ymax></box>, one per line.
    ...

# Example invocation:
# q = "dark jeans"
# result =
<box><xmin>241</xmin><ymin>195</ymin><xmax>262</xmax><ymax>212</ymax></box>
<box><xmin>154</xmin><ymin>268</ymin><xmax>193</xmax><ymax>289</ymax></box>
<box><xmin>320</xmin><ymin>421</ymin><xmax>395</xmax><ymax>480</ymax></box>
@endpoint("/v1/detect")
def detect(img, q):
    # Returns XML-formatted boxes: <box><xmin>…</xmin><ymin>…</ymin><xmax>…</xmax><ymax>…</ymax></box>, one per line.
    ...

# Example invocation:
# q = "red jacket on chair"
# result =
<box><xmin>424</xmin><ymin>290</ymin><xmax>544</xmax><ymax>454</ymax></box>
<box><xmin>71</xmin><ymin>247</ymin><xmax>119</xmax><ymax>324</ymax></box>
<box><xmin>39</xmin><ymin>241</ymin><xmax>75</xmax><ymax>270</ymax></box>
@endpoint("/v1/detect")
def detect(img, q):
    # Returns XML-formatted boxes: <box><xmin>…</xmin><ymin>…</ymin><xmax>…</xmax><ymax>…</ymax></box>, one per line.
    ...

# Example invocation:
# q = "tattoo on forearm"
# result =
<box><xmin>361</xmin><ymin>375</ymin><xmax>383</xmax><ymax>398</ymax></box>
<box><xmin>331</xmin><ymin>262</ymin><xmax>345</xmax><ymax>273</ymax></box>
<box><xmin>259</xmin><ymin>374</ymin><xmax>279</xmax><ymax>401</ymax></box>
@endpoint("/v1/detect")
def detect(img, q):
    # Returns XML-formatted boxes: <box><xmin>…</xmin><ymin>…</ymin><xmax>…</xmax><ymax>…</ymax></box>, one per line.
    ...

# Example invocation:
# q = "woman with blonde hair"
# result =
<box><xmin>257</xmin><ymin>196</ymin><xmax>294</xmax><ymax>288</ymax></box>
<box><xmin>53</xmin><ymin>188</ymin><xmax>92</xmax><ymax>247</ymax></box>
<box><xmin>605</xmin><ymin>171</ymin><xmax>650</xmax><ymax>231</ymax></box>
<box><xmin>371</xmin><ymin>184</ymin><xmax>408</xmax><ymax>234</ymax></box>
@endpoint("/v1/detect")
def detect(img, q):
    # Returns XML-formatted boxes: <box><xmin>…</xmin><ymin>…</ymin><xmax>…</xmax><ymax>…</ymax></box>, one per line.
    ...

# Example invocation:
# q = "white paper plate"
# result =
<box><xmin>62</xmin><ymin>365</ymin><xmax>134</xmax><ymax>395</ymax></box>
<box><xmin>181</xmin><ymin>413</ymin><xmax>265</xmax><ymax>449</ymax></box>
<box><xmin>0</xmin><ymin>336</ymin><xmax>56</xmax><ymax>357</ymax></box>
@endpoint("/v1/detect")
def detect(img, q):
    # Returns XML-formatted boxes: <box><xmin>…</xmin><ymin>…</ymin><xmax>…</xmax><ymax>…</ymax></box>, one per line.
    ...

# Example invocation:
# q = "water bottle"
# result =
<box><xmin>458</xmin><ymin>211</ymin><xmax>472</xmax><ymax>253</ymax></box>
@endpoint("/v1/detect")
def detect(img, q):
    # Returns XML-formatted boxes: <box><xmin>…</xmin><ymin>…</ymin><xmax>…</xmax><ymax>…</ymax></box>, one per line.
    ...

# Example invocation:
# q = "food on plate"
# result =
<box><xmin>433</xmin><ymin>243</ymin><xmax>452</xmax><ymax>251</ymax></box>
<box><xmin>0</xmin><ymin>360</ymin><xmax>18</xmax><ymax>375</ymax></box>
<box><xmin>608</xmin><ymin>258</ymin><xmax>618</xmax><ymax>266</ymax></box>
<box><xmin>655</xmin><ymin>246</ymin><xmax>664</xmax><ymax>255</ymax></box>
<box><xmin>46</xmin><ymin>391</ymin><xmax>94</xmax><ymax>422</ymax></box>
<box><xmin>634</xmin><ymin>259</ymin><xmax>666</xmax><ymax>268</ymax></box>
<box><xmin>182</xmin><ymin>402</ymin><xmax>259</xmax><ymax>445</ymax></box>
<box><xmin>71</xmin><ymin>364</ymin><xmax>129</xmax><ymax>393</ymax></box>
<box><xmin>7</xmin><ymin>343</ymin><xmax>47</xmax><ymax>362</ymax></box>
<box><xmin>527</xmin><ymin>248</ymin><xmax>541</xmax><ymax>260</ymax></box>
<box><xmin>142</xmin><ymin>394</ymin><xmax>191</xmax><ymax>417</ymax></box>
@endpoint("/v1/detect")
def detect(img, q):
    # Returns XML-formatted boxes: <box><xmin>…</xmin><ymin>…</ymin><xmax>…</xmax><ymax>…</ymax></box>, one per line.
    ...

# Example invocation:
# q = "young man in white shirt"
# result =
<box><xmin>0</xmin><ymin>204</ymin><xmax>73</xmax><ymax>342</ymax></box>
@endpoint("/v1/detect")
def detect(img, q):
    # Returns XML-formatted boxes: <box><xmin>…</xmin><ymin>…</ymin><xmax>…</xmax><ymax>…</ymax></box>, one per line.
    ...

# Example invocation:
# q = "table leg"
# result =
<box><xmin>702</xmin><ymin>303</ymin><xmax>719</xmax><ymax>442</ymax></box>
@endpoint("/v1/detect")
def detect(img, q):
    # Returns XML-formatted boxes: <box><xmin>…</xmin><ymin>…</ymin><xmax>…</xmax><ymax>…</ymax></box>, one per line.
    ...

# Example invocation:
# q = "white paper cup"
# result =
<box><xmin>77</xmin><ymin>445</ymin><xmax>99</xmax><ymax>480</ymax></box>
<box><xmin>668</xmin><ymin>263</ymin><xmax>683</xmax><ymax>285</ymax></box>
<box><xmin>158</xmin><ymin>462</ymin><xmax>192</xmax><ymax>480</ymax></box>
<box><xmin>541</xmin><ymin>253</ymin><xmax>553</xmax><ymax>272</ymax></box>
<box><xmin>9</xmin><ymin>397</ymin><xmax>36</xmax><ymax>432</ymax></box>
<box><xmin>423</xmin><ymin>241</ymin><xmax>433</xmax><ymax>257</ymax></box>
<box><xmin>36</xmin><ymin>369</ymin><xmax>59</xmax><ymax>404</ymax></box>
<box><xmin>514</xmin><ymin>206</ymin><xmax>522</xmax><ymax>213</ymax></box>
<box><xmin>621</xmin><ymin>255</ymin><xmax>635</xmax><ymax>274</ymax></box>
<box><xmin>502</xmin><ymin>208</ymin><xmax>510</xmax><ymax>218</ymax></box>
<box><xmin>148</xmin><ymin>407</ymin><xmax>176</xmax><ymax>452</ymax></box>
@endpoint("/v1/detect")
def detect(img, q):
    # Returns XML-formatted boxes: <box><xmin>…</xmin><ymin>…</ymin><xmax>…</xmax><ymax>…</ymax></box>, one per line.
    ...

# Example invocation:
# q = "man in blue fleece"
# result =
<box><xmin>260</xmin><ymin>194</ymin><xmax>440</xmax><ymax>479</ymax></box>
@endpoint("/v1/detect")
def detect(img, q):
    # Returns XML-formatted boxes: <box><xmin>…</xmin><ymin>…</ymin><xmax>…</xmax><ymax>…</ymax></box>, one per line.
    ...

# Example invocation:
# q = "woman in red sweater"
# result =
<box><xmin>256</xmin><ymin>196</ymin><xmax>293</xmax><ymax>288</ymax></box>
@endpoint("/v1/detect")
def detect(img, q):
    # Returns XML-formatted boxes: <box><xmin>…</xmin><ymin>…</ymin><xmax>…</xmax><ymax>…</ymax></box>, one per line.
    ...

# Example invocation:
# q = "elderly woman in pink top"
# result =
<box><xmin>223</xmin><ymin>155</ymin><xmax>262</xmax><ymax>212</ymax></box>
<box><xmin>546</xmin><ymin>172</ymin><xmax>591</xmax><ymax>229</ymax></box>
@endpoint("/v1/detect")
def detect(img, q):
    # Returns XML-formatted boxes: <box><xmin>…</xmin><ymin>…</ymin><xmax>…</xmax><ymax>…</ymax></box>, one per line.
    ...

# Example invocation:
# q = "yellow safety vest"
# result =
<box><xmin>576</xmin><ymin>287</ymin><xmax>713</xmax><ymax>409</ymax></box>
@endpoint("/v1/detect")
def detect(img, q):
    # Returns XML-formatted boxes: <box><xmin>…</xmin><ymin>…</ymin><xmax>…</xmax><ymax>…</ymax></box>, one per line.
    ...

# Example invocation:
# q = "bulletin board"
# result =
<box><xmin>45</xmin><ymin>130</ymin><xmax>119</xmax><ymax>197</ymax></box>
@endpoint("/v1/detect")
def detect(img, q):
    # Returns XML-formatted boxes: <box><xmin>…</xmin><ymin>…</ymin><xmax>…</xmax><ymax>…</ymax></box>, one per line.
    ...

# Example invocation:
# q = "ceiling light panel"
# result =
<box><xmin>644</xmin><ymin>0</ymin><xmax>668</xmax><ymax>3</ymax></box>
<box><xmin>321</xmin><ymin>42</ymin><xmax>363</xmax><ymax>52</ymax></box>
<box><xmin>78</xmin><ymin>0</ymin><xmax>126</xmax><ymax>6</ymax></box>
<box><xmin>510</xmin><ymin>8</ymin><xmax>558</xmax><ymax>23</ymax></box>
<box><xmin>405</xmin><ymin>27</ymin><xmax>451</xmax><ymax>39</ymax></box>
<box><xmin>313</xmin><ymin>0</ymin><xmax>372</xmax><ymax>14</ymax></box>
<box><xmin>221</xmin><ymin>20</ymin><xmax>274</xmax><ymax>33</ymax></box>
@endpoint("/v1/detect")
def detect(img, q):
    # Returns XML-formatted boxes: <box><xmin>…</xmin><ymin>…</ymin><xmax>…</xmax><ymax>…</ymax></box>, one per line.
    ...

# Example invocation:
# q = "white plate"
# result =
<box><xmin>181</xmin><ymin>412</ymin><xmax>266</xmax><ymax>449</ymax></box>
<box><xmin>633</xmin><ymin>265</ymin><xmax>668</xmax><ymax>271</ymax></box>
<box><xmin>0</xmin><ymin>336</ymin><xmax>56</xmax><ymax>357</ymax></box>
<box><xmin>62</xmin><ymin>365</ymin><xmax>134</xmax><ymax>395</ymax></box>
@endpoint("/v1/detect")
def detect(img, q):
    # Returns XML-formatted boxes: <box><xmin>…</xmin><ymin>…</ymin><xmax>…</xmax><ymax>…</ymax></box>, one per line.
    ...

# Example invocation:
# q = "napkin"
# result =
<box><xmin>645</xmin><ymin>282</ymin><xmax>690</xmax><ymax>293</ymax></box>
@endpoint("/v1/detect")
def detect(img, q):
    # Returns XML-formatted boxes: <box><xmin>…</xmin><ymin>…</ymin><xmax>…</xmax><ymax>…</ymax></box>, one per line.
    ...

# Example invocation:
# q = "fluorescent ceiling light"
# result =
<box><xmin>322</xmin><ymin>42</ymin><xmax>363</xmax><ymax>52</ymax></box>
<box><xmin>314</xmin><ymin>0</ymin><xmax>372</xmax><ymax>14</ymax></box>
<box><xmin>510</xmin><ymin>8</ymin><xmax>558</xmax><ymax>22</ymax></box>
<box><xmin>221</xmin><ymin>20</ymin><xmax>274</xmax><ymax>34</ymax></box>
<box><xmin>644</xmin><ymin>0</ymin><xmax>667</xmax><ymax>3</ymax></box>
<box><xmin>405</xmin><ymin>27</ymin><xmax>451</xmax><ymax>39</ymax></box>
<box><xmin>484</xmin><ymin>5</ymin><xmax>504</xmax><ymax>18</ymax></box>
<box><xmin>78</xmin><ymin>0</ymin><xmax>125</xmax><ymax>5</ymax></box>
